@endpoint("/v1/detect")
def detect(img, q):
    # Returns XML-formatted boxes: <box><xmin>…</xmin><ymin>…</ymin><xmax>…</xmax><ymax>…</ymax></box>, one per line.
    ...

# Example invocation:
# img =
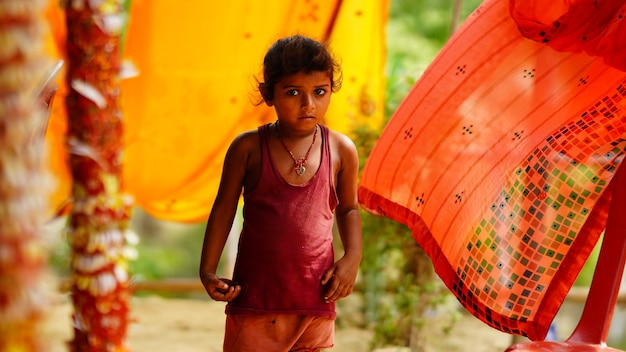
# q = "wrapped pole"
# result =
<box><xmin>0</xmin><ymin>0</ymin><xmax>52</xmax><ymax>350</ymax></box>
<box><xmin>64</xmin><ymin>1</ymin><xmax>133</xmax><ymax>350</ymax></box>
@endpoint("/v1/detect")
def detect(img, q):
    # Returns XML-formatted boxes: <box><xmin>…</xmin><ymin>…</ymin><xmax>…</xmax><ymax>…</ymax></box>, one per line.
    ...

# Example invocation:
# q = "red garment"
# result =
<box><xmin>226</xmin><ymin>123</ymin><xmax>338</xmax><ymax>318</ymax></box>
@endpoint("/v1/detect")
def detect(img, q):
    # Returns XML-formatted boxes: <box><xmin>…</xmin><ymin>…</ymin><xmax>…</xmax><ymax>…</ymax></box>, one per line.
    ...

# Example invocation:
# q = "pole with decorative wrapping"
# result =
<box><xmin>64</xmin><ymin>0</ymin><xmax>133</xmax><ymax>350</ymax></box>
<box><xmin>0</xmin><ymin>0</ymin><xmax>51</xmax><ymax>350</ymax></box>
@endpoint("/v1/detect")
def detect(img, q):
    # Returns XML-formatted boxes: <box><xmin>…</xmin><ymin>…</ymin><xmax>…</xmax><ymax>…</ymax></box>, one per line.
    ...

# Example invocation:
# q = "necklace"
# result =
<box><xmin>274</xmin><ymin>121</ymin><xmax>318</xmax><ymax>176</ymax></box>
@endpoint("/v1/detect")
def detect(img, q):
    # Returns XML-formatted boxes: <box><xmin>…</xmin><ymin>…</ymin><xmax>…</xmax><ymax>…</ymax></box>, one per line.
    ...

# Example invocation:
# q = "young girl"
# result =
<box><xmin>199</xmin><ymin>35</ymin><xmax>362</xmax><ymax>352</ymax></box>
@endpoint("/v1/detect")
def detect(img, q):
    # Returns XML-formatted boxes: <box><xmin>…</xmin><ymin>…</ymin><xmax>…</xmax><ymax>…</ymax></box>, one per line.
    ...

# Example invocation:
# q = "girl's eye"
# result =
<box><xmin>315</xmin><ymin>88</ymin><xmax>326</xmax><ymax>96</ymax></box>
<box><xmin>287</xmin><ymin>89</ymin><xmax>299</xmax><ymax>96</ymax></box>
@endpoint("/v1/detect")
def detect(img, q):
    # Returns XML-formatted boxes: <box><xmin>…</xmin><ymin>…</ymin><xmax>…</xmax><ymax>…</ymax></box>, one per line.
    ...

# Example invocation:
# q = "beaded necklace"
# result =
<box><xmin>274</xmin><ymin>121</ymin><xmax>318</xmax><ymax>176</ymax></box>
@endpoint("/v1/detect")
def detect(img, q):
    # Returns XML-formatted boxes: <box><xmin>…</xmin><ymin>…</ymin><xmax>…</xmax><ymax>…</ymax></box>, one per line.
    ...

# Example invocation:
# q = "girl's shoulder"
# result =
<box><xmin>325</xmin><ymin>127</ymin><xmax>358</xmax><ymax>173</ymax></box>
<box><xmin>232</xmin><ymin>128</ymin><xmax>261</xmax><ymax>145</ymax></box>
<box><xmin>326</xmin><ymin>127</ymin><xmax>357</xmax><ymax>151</ymax></box>
<box><xmin>227</xmin><ymin>129</ymin><xmax>261</xmax><ymax>157</ymax></box>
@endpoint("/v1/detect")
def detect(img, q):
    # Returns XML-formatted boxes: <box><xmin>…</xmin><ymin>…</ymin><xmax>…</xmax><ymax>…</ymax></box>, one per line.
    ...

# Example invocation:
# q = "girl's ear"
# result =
<box><xmin>266</xmin><ymin>100</ymin><xmax>274</xmax><ymax>107</ymax></box>
<box><xmin>259</xmin><ymin>84</ymin><xmax>272</xmax><ymax>103</ymax></box>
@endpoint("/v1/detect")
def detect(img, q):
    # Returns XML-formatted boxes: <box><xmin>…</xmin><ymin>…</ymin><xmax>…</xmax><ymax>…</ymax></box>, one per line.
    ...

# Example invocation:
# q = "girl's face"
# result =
<box><xmin>268</xmin><ymin>70</ymin><xmax>332</xmax><ymax>131</ymax></box>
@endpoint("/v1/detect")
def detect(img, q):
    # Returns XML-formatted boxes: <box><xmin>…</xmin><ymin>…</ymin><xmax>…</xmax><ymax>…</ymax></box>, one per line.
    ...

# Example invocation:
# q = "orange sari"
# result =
<box><xmin>359</xmin><ymin>0</ymin><xmax>626</xmax><ymax>340</ymax></box>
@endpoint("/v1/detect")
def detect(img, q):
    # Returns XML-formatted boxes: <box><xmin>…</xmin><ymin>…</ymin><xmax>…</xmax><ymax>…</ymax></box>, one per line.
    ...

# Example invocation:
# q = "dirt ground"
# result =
<box><xmin>41</xmin><ymin>293</ymin><xmax>516</xmax><ymax>352</ymax></box>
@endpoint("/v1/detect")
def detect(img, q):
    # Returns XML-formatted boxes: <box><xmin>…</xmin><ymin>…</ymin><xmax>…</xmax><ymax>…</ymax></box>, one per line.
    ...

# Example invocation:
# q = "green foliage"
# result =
<box><xmin>384</xmin><ymin>55</ymin><xmax>418</xmax><ymax>118</ymax></box>
<box><xmin>386</xmin><ymin>0</ymin><xmax>484</xmax><ymax>79</ymax></box>
<box><xmin>352</xmin><ymin>53</ymin><xmax>444</xmax><ymax>346</ymax></box>
<box><xmin>121</xmin><ymin>0</ymin><xmax>132</xmax><ymax>54</ymax></box>
<box><xmin>352</xmin><ymin>0</ymin><xmax>484</xmax><ymax>348</ymax></box>
<box><xmin>573</xmin><ymin>234</ymin><xmax>601</xmax><ymax>287</ymax></box>
<box><xmin>48</xmin><ymin>215</ymin><xmax>206</xmax><ymax>284</ymax></box>
<box><xmin>49</xmin><ymin>233</ymin><xmax>71</xmax><ymax>277</ymax></box>
<box><xmin>390</xmin><ymin>0</ymin><xmax>483</xmax><ymax>45</ymax></box>
<box><xmin>357</xmin><ymin>213</ymin><xmax>418</xmax><ymax>347</ymax></box>
<box><xmin>129</xmin><ymin>221</ymin><xmax>206</xmax><ymax>280</ymax></box>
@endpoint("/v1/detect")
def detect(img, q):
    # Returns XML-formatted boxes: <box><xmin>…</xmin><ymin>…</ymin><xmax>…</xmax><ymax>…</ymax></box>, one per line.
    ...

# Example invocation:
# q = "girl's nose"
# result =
<box><xmin>301</xmin><ymin>94</ymin><xmax>315</xmax><ymax>113</ymax></box>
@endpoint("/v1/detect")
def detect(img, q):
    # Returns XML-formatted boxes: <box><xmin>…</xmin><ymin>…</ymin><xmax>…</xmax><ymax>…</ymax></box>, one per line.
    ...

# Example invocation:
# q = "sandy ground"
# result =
<box><xmin>41</xmin><ymin>293</ymin><xmax>517</xmax><ymax>352</ymax></box>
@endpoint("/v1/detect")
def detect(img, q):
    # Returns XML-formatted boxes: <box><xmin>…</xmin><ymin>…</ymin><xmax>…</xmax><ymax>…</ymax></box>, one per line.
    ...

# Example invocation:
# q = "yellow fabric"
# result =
<box><xmin>44</xmin><ymin>0</ymin><xmax>388</xmax><ymax>222</ymax></box>
<box><xmin>326</xmin><ymin>1</ymin><xmax>388</xmax><ymax>134</ymax></box>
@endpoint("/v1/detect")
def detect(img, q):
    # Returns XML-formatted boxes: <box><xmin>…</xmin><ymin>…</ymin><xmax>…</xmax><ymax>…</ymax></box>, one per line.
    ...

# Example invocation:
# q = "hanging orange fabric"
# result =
<box><xmin>118</xmin><ymin>0</ymin><xmax>343</xmax><ymax>222</ymax></box>
<box><xmin>359</xmin><ymin>0</ymin><xmax>626</xmax><ymax>340</ymax></box>
<box><xmin>44</xmin><ymin>0</ymin><xmax>388</xmax><ymax>222</ymax></box>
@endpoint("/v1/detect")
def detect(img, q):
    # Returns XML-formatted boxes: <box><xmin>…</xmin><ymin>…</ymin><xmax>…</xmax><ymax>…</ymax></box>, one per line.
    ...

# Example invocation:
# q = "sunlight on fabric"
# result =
<box><xmin>44</xmin><ymin>0</ymin><xmax>388</xmax><ymax>222</ymax></box>
<box><xmin>359</xmin><ymin>0</ymin><xmax>626</xmax><ymax>340</ymax></box>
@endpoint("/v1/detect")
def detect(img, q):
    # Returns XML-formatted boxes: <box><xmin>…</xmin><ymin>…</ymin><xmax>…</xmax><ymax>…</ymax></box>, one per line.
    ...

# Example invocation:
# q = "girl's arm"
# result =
<box><xmin>199</xmin><ymin>133</ymin><xmax>251</xmax><ymax>301</ymax></box>
<box><xmin>321</xmin><ymin>132</ymin><xmax>363</xmax><ymax>303</ymax></box>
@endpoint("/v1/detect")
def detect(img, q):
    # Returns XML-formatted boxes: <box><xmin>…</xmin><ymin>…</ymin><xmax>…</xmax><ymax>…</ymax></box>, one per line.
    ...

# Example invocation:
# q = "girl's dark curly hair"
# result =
<box><xmin>258</xmin><ymin>35</ymin><xmax>342</xmax><ymax>103</ymax></box>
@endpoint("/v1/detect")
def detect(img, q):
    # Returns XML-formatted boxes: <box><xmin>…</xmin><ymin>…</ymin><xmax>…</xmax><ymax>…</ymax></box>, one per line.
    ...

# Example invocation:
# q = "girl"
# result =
<box><xmin>200</xmin><ymin>35</ymin><xmax>362</xmax><ymax>352</ymax></box>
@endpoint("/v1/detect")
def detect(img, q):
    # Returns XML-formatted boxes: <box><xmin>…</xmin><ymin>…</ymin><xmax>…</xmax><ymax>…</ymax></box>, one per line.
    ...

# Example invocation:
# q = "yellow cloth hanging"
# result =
<box><xmin>44</xmin><ymin>0</ymin><xmax>388</xmax><ymax>222</ymax></box>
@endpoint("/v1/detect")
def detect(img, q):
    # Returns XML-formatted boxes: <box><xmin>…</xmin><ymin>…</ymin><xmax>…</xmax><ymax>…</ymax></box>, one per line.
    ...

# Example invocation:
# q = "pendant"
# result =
<box><xmin>296</xmin><ymin>164</ymin><xmax>306</xmax><ymax>176</ymax></box>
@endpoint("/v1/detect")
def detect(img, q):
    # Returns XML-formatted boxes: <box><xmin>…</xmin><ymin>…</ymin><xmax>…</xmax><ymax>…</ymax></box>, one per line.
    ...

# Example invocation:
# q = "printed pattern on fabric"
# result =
<box><xmin>358</xmin><ymin>0</ymin><xmax>626</xmax><ymax>340</ymax></box>
<box><xmin>456</xmin><ymin>103</ymin><xmax>626</xmax><ymax>335</ymax></box>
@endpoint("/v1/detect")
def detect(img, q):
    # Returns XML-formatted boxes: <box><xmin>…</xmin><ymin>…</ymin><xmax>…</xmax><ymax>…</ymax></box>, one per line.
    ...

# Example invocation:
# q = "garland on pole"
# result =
<box><xmin>64</xmin><ymin>1</ymin><xmax>134</xmax><ymax>350</ymax></box>
<box><xmin>0</xmin><ymin>0</ymin><xmax>52</xmax><ymax>350</ymax></box>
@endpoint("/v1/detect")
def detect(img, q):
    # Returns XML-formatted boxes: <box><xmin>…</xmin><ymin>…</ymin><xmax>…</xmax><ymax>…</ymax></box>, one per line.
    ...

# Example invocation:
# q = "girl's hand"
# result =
<box><xmin>201</xmin><ymin>273</ymin><xmax>241</xmax><ymax>302</ymax></box>
<box><xmin>320</xmin><ymin>254</ymin><xmax>360</xmax><ymax>303</ymax></box>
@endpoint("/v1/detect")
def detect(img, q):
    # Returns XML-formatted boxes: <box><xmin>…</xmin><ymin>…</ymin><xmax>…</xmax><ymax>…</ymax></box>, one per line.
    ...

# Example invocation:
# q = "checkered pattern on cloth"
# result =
<box><xmin>358</xmin><ymin>0</ymin><xmax>626</xmax><ymax>341</ymax></box>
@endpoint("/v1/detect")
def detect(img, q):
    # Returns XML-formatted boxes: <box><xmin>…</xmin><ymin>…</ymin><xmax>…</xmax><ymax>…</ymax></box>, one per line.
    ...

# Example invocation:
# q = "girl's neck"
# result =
<box><xmin>274</xmin><ymin>120</ymin><xmax>318</xmax><ymax>140</ymax></box>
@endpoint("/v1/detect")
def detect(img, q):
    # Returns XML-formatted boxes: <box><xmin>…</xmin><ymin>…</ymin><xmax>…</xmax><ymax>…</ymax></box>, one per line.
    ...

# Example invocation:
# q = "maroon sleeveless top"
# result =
<box><xmin>226</xmin><ymin>123</ymin><xmax>339</xmax><ymax>318</ymax></box>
